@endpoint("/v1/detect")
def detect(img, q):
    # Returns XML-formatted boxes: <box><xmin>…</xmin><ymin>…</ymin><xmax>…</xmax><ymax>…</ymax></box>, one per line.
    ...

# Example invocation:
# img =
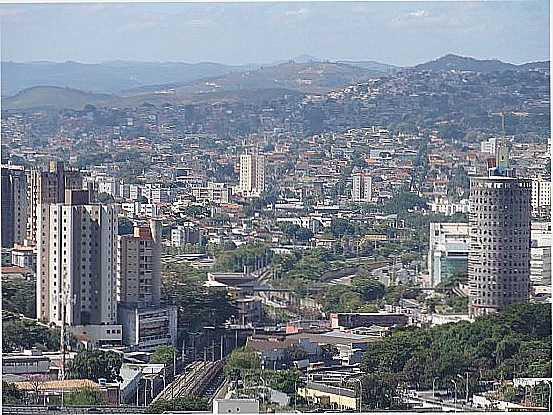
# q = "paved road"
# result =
<box><xmin>411</xmin><ymin>391</ymin><xmax>483</xmax><ymax>412</ymax></box>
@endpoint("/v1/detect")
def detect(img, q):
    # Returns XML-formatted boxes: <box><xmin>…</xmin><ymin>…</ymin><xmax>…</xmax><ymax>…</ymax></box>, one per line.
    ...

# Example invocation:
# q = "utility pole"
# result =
<box><xmin>173</xmin><ymin>347</ymin><xmax>177</xmax><ymax>377</ymax></box>
<box><xmin>465</xmin><ymin>372</ymin><xmax>469</xmax><ymax>404</ymax></box>
<box><xmin>58</xmin><ymin>288</ymin><xmax>73</xmax><ymax>382</ymax></box>
<box><xmin>60</xmin><ymin>297</ymin><xmax>66</xmax><ymax>381</ymax></box>
<box><xmin>182</xmin><ymin>337</ymin><xmax>185</xmax><ymax>362</ymax></box>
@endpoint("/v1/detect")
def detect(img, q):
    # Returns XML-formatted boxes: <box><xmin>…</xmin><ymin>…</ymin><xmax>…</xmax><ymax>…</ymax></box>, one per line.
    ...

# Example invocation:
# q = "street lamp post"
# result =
<box><xmin>173</xmin><ymin>347</ymin><xmax>177</xmax><ymax>377</ymax></box>
<box><xmin>294</xmin><ymin>380</ymin><xmax>298</xmax><ymax>412</ymax></box>
<box><xmin>451</xmin><ymin>380</ymin><xmax>458</xmax><ymax>413</ymax></box>
<box><xmin>432</xmin><ymin>377</ymin><xmax>439</xmax><ymax>400</ymax></box>
<box><xmin>353</xmin><ymin>378</ymin><xmax>363</xmax><ymax>413</ymax></box>
<box><xmin>457</xmin><ymin>372</ymin><xmax>469</xmax><ymax>406</ymax></box>
<box><xmin>464</xmin><ymin>372</ymin><xmax>469</xmax><ymax>404</ymax></box>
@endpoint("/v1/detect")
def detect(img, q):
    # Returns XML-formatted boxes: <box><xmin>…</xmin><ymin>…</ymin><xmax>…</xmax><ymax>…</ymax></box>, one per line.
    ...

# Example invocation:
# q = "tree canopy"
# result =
<box><xmin>146</xmin><ymin>396</ymin><xmax>210</xmax><ymax>413</ymax></box>
<box><xmin>151</xmin><ymin>345</ymin><xmax>176</xmax><ymax>365</ymax></box>
<box><xmin>2</xmin><ymin>381</ymin><xmax>25</xmax><ymax>405</ymax></box>
<box><xmin>224</xmin><ymin>347</ymin><xmax>261</xmax><ymax>375</ymax></box>
<box><xmin>362</xmin><ymin>303</ymin><xmax>551</xmax><ymax>394</ymax></box>
<box><xmin>2</xmin><ymin>318</ymin><xmax>59</xmax><ymax>352</ymax></box>
<box><xmin>63</xmin><ymin>388</ymin><xmax>104</xmax><ymax>406</ymax></box>
<box><xmin>161</xmin><ymin>281</ymin><xmax>237</xmax><ymax>331</ymax></box>
<box><xmin>2</xmin><ymin>278</ymin><xmax>36</xmax><ymax>317</ymax></box>
<box><xmin>69</xmin><ymin>350</ymin><xmax>123</xmax><ymax>382</ymax></box>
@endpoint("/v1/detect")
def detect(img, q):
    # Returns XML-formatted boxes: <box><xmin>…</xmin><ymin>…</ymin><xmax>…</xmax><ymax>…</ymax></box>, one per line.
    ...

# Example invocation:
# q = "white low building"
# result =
<box><xmin>213</xmin><ymin>399</ymin><xmax>259</xmax><ymax>414</ymax></box>
<box><xmin>428</xmin><ymin>223</ymin><xmax>469</xmax><ymax>287</ymax></box>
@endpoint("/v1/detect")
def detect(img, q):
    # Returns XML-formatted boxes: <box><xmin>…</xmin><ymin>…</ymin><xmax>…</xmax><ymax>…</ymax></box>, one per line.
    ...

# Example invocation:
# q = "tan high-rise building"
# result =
<box><xmin>239</xmin><ymin>153</ymin><xmax>266</xmax><ymax>197</ymax></box>
<box><xmin>352</xmin><ymin>172</ymin><xmax>372</xmax><ymax>203</ymax></box>
<box><xmin>1</xmin><ymin>165</ymin><xmax>28</xmax><ymax>248</ymax></box>
<box><xmin>28</xmin><ymin>161</ymin><xmax>83</xmax><ymax>244</ymax></box>
<box><xmin>117</xmin><ymin>220</ymin><xmax>161</xmax><ymax>306</ymax></box>
<box><xmin>36</xmin><ymin>190</ymin><xmax>118</xmax><ymax>326</ymax></box>
<box><xmin>116</xmin><ymin>220</ymin><xmax>177</xmax><ymax>350</ymax></box>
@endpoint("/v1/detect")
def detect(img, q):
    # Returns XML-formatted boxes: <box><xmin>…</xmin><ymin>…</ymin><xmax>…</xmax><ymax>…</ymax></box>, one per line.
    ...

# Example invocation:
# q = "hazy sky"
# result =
<box><xmin>0</xmin><ymin>1</ymin><xmax>549</xmax><ymax>66</ymax></box>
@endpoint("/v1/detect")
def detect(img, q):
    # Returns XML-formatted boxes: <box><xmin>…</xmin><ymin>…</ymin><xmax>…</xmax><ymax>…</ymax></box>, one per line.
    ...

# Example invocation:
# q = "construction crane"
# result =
<box><xmin>491</xmin><ymin>111</ymin><xmax>507</xmax><ymax>137</ymax></box>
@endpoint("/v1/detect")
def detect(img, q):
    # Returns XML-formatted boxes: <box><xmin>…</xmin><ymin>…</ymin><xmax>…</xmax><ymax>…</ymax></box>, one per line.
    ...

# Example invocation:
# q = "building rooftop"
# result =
<box><xmin>15</xmin><ymin>379</ymin><xmax>100</xmax><ymax>391</ymax></box>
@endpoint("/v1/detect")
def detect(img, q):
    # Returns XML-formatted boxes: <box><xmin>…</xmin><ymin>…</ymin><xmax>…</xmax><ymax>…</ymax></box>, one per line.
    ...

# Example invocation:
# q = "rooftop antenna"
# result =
<box><xmin>492</xmin><ymin>112</ymin><xmax>511</xmax><ymax>176</ymax></box>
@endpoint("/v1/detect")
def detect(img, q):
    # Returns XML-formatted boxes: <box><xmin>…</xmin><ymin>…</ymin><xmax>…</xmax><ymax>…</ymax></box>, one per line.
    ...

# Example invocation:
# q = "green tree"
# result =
<box><xmin>151</xmin><ymin>346</ymin><xmax>176</xmax><ymax>365</ymax></box>
<box><xmin>225</xmin><ymin>347</ymin><xmax>261</xmax><ymax>375</ymax></box>
<box><xmin>279</xmin><ymin>223</ymin><xmax>313</xmax><ymax>243</ymax></box>
<box><xmin>351</xmin><ymin>277</ymin><xmax>386</xmax><ymax>301</ymax></box>
<box><xmin>69</xmin><ymin>350</ymin><xmax>122</xmax><ymax>382</ymax></box>
<box><xmin>2</xmin><ymin>318</ymin><xmax>59</xmax><ymax>352</ymax></box>
<box><xmin>358</xmin><ymin>373</ymin><xmax>405</xmax><ymax>410</ymax></box>
<box><xmin>382</xmin><ymin>191</ymin><xmax>428</xmax><ymax>214</ymax></box>
<box><xmin>2</xmin><ymin>381</ymin><xmax>25</xmax><ymax>405</ymax></box>
<box><xmin>162</xmin><ymin>282</ymin><xmax>237</xmax><ymax>331</ymax></box>
<box><xmin>266</xmin><ymin>369</ymin><xmax>301</xmax><ymax>394</ymax></box>
<box><xmin>63</xmin><ymin>388</ymin><xmax>104</xmax><ymax>406</ymax></box>
<box><xmin>362</xmin><ymin>303</ymin><xmax>551</xmax><ymax>387</ymax></box>
<box><xmin>146</xmin><ymin>396</ymin><xmax>210</xmax><ymax>413</ymax></box>
<box><xmin>2</xmin><ymin>278</ymin><xmax>36</xmax><ymax>317</ymax></box>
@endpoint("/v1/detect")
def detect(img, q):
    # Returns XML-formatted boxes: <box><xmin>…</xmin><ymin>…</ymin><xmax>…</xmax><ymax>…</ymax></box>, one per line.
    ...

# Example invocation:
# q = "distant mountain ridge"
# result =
<box><xmin>413</xmin><ymin>54</ymin><xmax>549</xmax><ymax>73</ymax></box>
<box><xmin>3</xmin><ymin>54</ymin><xmax>546</xmax><ymax>98</ymax></box>
<box><xmin>2</xmin><ymin>61</ymin><xmax>377</xmax><ymax>110</ymax></box>
<box><xmin>2</xmin><ymin>54</ymin><xmax>549</xmax><ymax>110</ymax></box>
<box><xmin>337</xmin><ymin>60</ymin><xmax>400</xmax><ymax>73</ymax></box>
<box><xmin>0</xmin><ymin>61</ymin><xmax>256</xmax><ymax>96</ymax></box>
<box><xmin>122</xmin><ymin>61</ymin><xmax>382</xmax><ymax>97</ymax></box>
<box><xmin>3</xmin><ymin>86</ymin><xmax>113</xmax><ymax>110</ymax></box>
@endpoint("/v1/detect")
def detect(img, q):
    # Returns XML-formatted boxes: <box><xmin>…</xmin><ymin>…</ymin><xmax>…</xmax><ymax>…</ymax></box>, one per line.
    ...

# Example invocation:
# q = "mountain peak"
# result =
<box><xmin>414</xmin><ymin>54</ymin><xmax>517</xmax><ymax>72</ymax></box>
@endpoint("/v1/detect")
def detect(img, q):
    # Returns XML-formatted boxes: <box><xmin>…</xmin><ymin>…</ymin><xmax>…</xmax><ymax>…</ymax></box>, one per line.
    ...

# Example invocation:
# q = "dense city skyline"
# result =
<box><xmin>1</xmin><ymin>1</ymin><xmax>551</xmax><ymax>413</ymax></box>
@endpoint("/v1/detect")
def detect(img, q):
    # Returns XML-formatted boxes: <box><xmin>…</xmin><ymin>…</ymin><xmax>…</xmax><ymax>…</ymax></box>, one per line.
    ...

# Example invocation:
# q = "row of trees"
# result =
<box><xmin>2</xmin><ymin>278</ymin><xmax>36</xmax><ymax>317</ymax></box>
<box><xmin>359</xmin><ymin>303</ymin><xmax>551</xmax><ymax>407</ymax></box>
<box><xmin>213</xmin><ymin>243</ymin><xmax>273</xmax><ymax>273</ymax></box>
<box><xmin>319</xmin><ymin>277</ymin><xmax>386</xmax><ymax>313</ymax></box>
<box><xmin>161</xmin><ymin>278</ymin><xmax>237</xmax><ymax>332</ymax></box>
<box><xmin>2</xmin><ymin>318</ymin><xmax>60</xmax><ymax>352</ymax></box>
<box><xmin>225</xmin><ymin>347</ymin><xmax>303</xmax><ymax>397</ymax></box>
<box><xmin>146</xmin><ymin>397</ymin><xmax>210</xmax><ymax>413</ymax></box>
<box><xmin>271</xmin><ymin>248</ymin><xmax>344</xmax><ymax>296</ymax></box>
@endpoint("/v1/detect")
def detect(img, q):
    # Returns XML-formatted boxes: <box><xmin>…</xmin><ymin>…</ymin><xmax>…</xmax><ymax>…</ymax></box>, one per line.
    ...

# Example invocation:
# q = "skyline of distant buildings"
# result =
<box><xmin>0</xmin><ymin>126</ymin><xmax>550</xmax><ymax>348</ymax></box>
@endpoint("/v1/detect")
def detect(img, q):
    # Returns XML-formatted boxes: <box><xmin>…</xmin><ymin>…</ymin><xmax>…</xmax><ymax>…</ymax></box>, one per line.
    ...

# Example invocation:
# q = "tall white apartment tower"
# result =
<box><xmin>37</xmin><ymin>189</ymin><xmax>119</xmax><ymax>326</ymax></box>
<box><xmin>531</xmin><ymin>177</ymin><xmax>551</xmax><ymax>218</ymax></box>
<box><xmin>239</xmin><ymin>152</ymin><xmax>266</xmax><ymax>197</ymax></box>
<box><xmin>352</xmin><ymin>172</ymin><xmax>372</xmax><ymax>203</ymax></box>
